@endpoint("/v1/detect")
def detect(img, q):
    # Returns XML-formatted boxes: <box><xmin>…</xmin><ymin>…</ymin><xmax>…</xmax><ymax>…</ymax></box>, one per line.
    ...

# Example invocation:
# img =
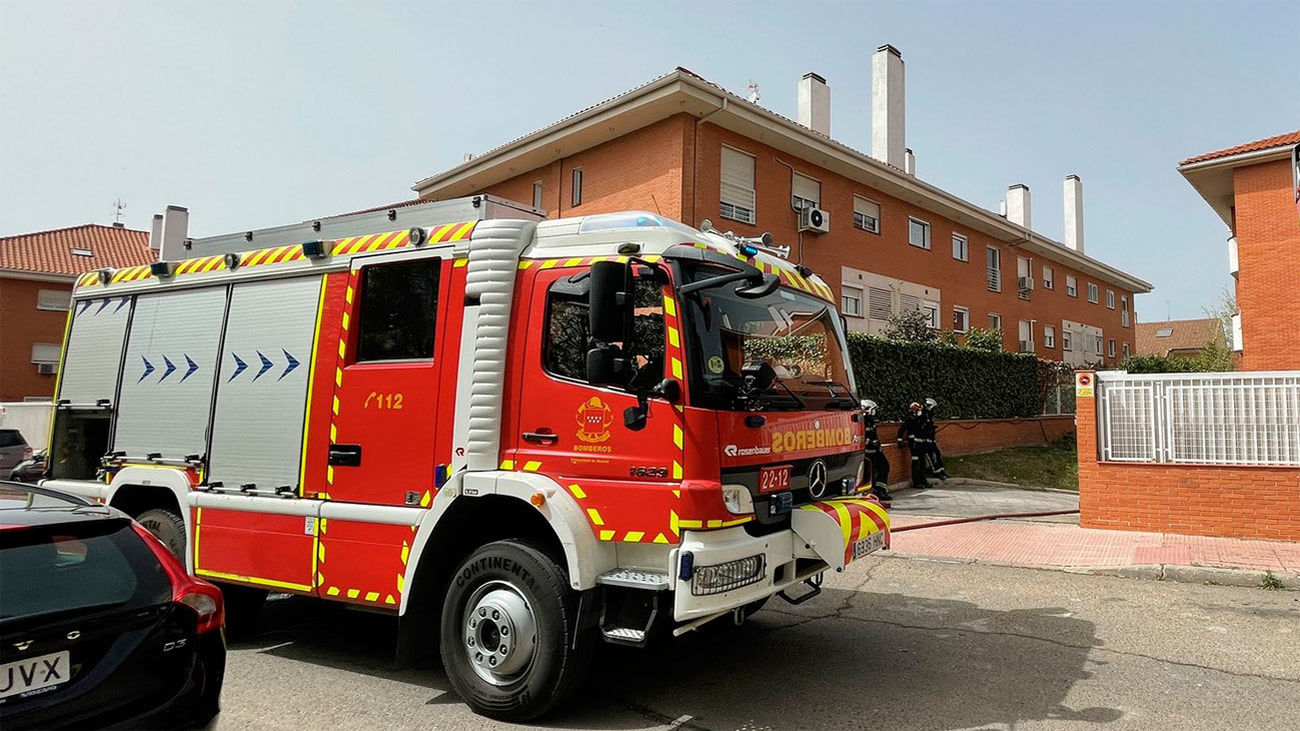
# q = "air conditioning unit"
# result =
<box><xmin>798</xmin><ymin>206</ymin><xmax>830</xmax><ymax>234</ymax></box>
<box><xmin>36</xmin><ymin>363</ymin><xmax>58</xmax><ymax>375</ymax></box>
<box><xmin>1018</xmin><ymin>276</ymin><xmax>1034</xmax><ymax>291</ymax></box>
<box><xmin>1019</xmin><ymin>340</ymin><xmax>1034</xmax><ymax>353</ymax></box>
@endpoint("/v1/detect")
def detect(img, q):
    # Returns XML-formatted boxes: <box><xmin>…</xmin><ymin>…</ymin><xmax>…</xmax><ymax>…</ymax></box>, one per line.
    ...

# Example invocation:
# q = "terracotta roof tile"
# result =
<box><xmin>1181</xmin><ymin>129</ymin><xmax>1300</xmax><ymax>166</ymax></box>
<box><xmin>0</xmin><ymin>224</ymin><xmax>155</xmax><ymax>278</ymax></box>
<box><xmin>1135</xmin><ymin>318</ymin><xmax>1224</xmax><ymax>357</ymax></box>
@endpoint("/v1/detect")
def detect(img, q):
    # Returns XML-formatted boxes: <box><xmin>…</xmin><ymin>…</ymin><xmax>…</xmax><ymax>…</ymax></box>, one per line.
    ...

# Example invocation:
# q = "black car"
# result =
<box><xmin>0</xmin><ymin>483</ymin><xmax>225</xmax><ymax>729</ymax></box>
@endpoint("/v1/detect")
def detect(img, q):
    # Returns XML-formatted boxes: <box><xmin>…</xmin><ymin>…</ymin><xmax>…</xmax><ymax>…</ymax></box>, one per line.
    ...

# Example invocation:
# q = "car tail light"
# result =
<box><xmin>131</xmin><ymin>522</ymin><xmax>225</xmax><ymax>634</ymax></box>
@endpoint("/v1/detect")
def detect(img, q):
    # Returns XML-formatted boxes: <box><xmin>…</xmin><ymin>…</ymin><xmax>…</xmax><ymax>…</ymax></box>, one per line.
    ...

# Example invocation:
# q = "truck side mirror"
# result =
<box><xmin>589</xmin><ymin>260</ymin><xmax>632</xmax><ymax>343</ymax></box>
<box><xmin>585</xmin><ymin>344</ymin><xmax>628</xmax><ymax>385</ymax></box>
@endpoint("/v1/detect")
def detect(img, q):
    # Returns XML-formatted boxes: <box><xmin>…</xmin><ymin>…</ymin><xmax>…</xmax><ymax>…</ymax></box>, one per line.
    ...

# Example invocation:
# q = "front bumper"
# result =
<box><xmin>670</xmin><ymin>497</ymin><xmax>889</xmax><ymax>622</ymax></box>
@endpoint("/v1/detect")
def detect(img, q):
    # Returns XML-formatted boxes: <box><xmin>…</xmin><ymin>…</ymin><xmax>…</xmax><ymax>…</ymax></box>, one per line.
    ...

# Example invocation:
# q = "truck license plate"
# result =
<box><xmin>851</xmin><ymin>532</ymin><xmax>885</xmax><ymax>560</ymax></box>
<box><xmin>0</xmin><ymin>650</ymin><xmax>70</xmax><ymax>700</ymax></box>
<box><xmin>758</xmin><ymin>464</ymin><xmax>792</xmax><ymax>494</ymax></box>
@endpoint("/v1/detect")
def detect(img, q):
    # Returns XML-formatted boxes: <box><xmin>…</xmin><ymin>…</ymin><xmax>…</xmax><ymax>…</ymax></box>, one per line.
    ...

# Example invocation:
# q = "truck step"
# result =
<box><xmin>600</xmin><ymin>626</ymin><xmax>648</xmax><ymax>644</ymax></box>
<box><xmin>597</xmin><ymin>569</ymin><xmax>670</xmax><ymax>590</ymax></box>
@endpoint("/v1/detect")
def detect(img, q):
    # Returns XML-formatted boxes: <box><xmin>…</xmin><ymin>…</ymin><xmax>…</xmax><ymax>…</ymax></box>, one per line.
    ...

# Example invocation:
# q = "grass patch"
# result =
<box><xmin>1262</xmin><ymin>572</ymin><xmax>1284</xmax><ymax>591</ymax></box>
<box><xmin>945</xmin><ymin>438</ymin><xmax>1079</xmax><ymax>491</ymax></box>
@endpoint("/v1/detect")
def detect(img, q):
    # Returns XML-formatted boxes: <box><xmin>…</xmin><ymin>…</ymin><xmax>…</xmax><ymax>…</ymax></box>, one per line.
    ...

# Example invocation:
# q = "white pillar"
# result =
<box><xmin>1006</xmin><ymin>184</ymin><xmax>1031</xmax><ymax>230</ymax></box>
<box><xmin>797</xmin><ymin>72</ymin><xmax>830</xmax><ymax>136</ymax></box>
<box><xmin>1063</xmin><ymin>175</ymin><xmax>1084</xmax><ymax>252</ymax></box>
<box><xmin>871</xmin><ymin>44</ymin><xmax>905</xmax><ymax>167</ymax></box>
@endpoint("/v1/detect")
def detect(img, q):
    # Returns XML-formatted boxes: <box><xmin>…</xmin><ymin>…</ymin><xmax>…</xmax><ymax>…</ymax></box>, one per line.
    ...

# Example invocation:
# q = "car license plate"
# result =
<box><xmin>758</xmin><ymin>464</ymin><xmax>792</xmax><ymax>494</ymax></box>
<box><xmin>851</xmin><ymin>531</ymin><xmax>885</xmax><ymax>560</ymax></box>
<box><xmin>0</xmin><ymin>650</ymin><xmax>71</xmax><ymax>700</ymax></box>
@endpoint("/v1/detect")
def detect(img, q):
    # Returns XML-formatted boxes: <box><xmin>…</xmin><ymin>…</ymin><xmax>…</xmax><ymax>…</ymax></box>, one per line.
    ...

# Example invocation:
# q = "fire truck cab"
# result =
<box><xmin>44</xmin><ymin>199</ymin><xmax>889</xmax><ymax>720</ymax></box>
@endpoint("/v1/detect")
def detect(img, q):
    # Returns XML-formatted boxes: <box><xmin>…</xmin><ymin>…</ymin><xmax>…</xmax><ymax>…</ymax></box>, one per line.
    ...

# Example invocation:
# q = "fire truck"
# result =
<box><xmin>43</xmin><ymin>196</ymin><xmax>889</xmax><ymax>720</ymax></box>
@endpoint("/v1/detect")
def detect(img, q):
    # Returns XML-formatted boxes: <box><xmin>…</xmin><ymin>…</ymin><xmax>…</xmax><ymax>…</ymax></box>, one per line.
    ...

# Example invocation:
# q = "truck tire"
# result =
<box><xmin>136</xmin><ymin>507</ymin><xmax>187</xmax><ymax>562</ymax></box>
<box><xmin>439</xmin><ymin>540</ymin><xmax>593</xmax><ymax>721</ymax></box>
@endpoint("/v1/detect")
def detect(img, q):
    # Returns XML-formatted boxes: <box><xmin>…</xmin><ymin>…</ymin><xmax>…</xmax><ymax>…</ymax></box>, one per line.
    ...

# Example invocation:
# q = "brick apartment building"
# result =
<box><xmin>409</xmin><ymin>46</ymin><xmax>1149</xmax><ymax>363</ymax></box>
<box><xmin>0</xmin><ymin>223</ymin><xmax>154</xmax><ymax>401</ymax></box>
<box><xmin>1179</xmin><ymin>129</ymin><xmax>1300</xmax><ymax>371</ymax></box>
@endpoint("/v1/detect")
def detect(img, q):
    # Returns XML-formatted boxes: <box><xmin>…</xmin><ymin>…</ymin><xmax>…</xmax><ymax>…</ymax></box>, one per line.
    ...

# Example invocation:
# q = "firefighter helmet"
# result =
<box><xmin>908</xmin><ymin>401</ymin><xmax>922</xmax><ymax>414</ymax></box>
<box><xmin>860</xmin><ymin>399</ymin><xmax>878</xmax><ymax>416</ymax></box>
<box><xmin>924</xmin><ymin>397</ymin><xmax>938</xmax><ymax>411</ymax></box>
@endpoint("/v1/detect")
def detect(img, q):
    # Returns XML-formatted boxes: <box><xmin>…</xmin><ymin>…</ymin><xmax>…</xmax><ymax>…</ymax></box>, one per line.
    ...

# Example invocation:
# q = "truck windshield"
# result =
<box><xmin>680</xmin><ymin>264</ymin><xmax>857</xmax><ymax>411</ymax></box>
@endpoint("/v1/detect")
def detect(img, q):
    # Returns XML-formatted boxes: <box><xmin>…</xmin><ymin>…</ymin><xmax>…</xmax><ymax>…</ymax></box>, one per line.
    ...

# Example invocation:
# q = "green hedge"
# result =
<box><xmin>846</xmin><ymin>333</ymin><xmax>1041</xmax><ymax>421</ymax></box>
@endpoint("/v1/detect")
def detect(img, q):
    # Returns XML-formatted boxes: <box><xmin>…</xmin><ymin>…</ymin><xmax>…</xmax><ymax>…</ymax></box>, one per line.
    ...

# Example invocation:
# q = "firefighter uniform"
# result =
<box><xmin>922</xmin><ymin>398</ymin><xmax>949</xmax><ymax>480</ymax></box>
<box><xmin>896</xmin><ymin>403</ymin><xmax>932</xmax><ymax>489</ymax></box>
<box><xmin>860</xmin><ymin>399</ymin><xmax>891</xmax><ymax>504</ymax></box>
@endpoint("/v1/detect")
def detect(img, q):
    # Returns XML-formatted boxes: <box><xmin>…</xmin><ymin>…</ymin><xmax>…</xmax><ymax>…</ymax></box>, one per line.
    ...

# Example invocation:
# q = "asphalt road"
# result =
<box><xmin>214</xmin><ymin>556</ymin><xmax>1300</xmax><ymax>730</ymax></box>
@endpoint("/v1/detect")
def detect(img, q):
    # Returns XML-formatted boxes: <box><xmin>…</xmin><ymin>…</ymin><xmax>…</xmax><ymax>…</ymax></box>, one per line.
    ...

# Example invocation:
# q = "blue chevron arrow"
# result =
<box><xmin>77</xmin><ymin>299</ymin><xmax>93</xmax><ymax>316</ymax></box>
<box><xmin>182</xmin><ymin>354</ymin><xmax>199</xmax><ymax>382</ymax></box>
<box><xmin>279</xmin><ymin>349</ymin><xmax>300</xmax><ymax>381</ymax></box>
<box><xmin>138</xmin><ymin>356</ymin><xmax>155</xmax><ymax>383</ymax></box>
<box><xmin>160</xmin><ymin>355</ymin><xmax>177</xmax><ymax>382</ymax></box>
<box><xmin>228</xmin><ymin>353</ymin><xmax>247</xmax><ymax>382</ymax></box>
<box><xmin>113</xmin><ymin>296</ymin><xmax>130</xmax><ymax>313</ymax></box>
<box><xmin>95</xmin><ymin>298</ymin><xmax>112</xmax><ymax>315</ymax></box>
<box><xmin>253</xmin><ymin>351</ymin><xmax>273</xmax><ymax>381</ymax></box>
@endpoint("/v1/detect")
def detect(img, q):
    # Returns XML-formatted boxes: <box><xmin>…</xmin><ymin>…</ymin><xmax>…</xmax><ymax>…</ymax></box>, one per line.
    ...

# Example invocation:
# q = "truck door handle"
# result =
<box><xmin>328</xmin><ymin>444</ymin><xmax>362</xmax><ymax>466</ymax></box>
<box><xmin>522</xmin><ymin>431</ymin><xmax>558</xmax><ymax>445</ymax></box>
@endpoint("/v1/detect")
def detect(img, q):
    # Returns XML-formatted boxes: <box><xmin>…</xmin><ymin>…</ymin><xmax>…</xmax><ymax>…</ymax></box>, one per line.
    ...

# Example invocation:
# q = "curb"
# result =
<box><xmin>883</xmin><ymin>552</ymin><xmax>1300</xmax><ymax>591</ymax></box>
<box><xmin>937</xmin><ymin>477</ymin><xmax>1079</xmax><ymax>494</ymax></box>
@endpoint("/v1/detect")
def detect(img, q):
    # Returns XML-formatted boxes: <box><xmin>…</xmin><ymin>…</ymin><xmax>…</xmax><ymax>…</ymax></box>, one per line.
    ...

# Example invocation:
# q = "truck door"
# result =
<box><xmin>508</xmin><ymin>265</ymin><xmax>685</xmax><ymax>544</ymax></box>
<box><xmin>325</xmin><ymin>254</ymin><xmax>449</xmax><ymax>507</ymax></box>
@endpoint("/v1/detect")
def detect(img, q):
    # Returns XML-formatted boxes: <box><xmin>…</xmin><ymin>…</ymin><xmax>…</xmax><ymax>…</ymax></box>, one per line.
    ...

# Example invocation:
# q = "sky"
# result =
<box><xmin>1</xmin><ymin>1</ymin><xmax>1296</xmax><ymax>320</ymax></box>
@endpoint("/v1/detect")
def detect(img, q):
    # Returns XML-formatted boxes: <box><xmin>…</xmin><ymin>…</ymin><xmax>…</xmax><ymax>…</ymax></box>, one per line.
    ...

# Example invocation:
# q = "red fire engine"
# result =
<box><xmin>45</xmin><ymin>197</ymin><xmax>889</xmax><ymax>720</ymax></box>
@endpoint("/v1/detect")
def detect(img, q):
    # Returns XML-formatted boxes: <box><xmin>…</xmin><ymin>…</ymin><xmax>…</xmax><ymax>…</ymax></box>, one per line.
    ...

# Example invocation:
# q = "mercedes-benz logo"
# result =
<box><xmin>807</xmin><ymin>460</ymin><xmax>829</xmax><ymax>500</ymax></box>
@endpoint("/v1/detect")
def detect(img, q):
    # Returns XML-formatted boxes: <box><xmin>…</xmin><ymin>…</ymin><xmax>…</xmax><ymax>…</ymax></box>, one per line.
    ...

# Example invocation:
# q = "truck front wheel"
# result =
<box><xmin>439</xmin><ymin>540</ymin><xmax>592</xmax><ymax>721</ymax></box>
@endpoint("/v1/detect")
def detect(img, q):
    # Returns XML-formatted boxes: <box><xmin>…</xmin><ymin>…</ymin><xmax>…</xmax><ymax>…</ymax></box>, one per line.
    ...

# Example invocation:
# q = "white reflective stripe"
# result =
<box><xmin>190</xmin><ymin>491</ymin><xmax>320</xmax><ymax>517</ymax></box>
<box><xmin>320</xmin><ymin>500</ymin><xmax>426</xmax><ymax>526</ymax></box>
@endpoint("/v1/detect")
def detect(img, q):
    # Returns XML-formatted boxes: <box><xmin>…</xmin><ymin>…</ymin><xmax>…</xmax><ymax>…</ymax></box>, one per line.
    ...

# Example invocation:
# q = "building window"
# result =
<box><xmin>1018</xmin><ymin>321</ymin><xmax>1033</xmax><ymax>352</ymax></box>
<box><xmin>532</xmin><ymin>181</ymin><xmax>544</xmax><ymax>210</ymax></box>
<box><xmin>1106</xmin><ymin>290</ymin><xmax>1115</xmax><ymax>309</ymax></box>
<box><xmin>922</xmin><ymin>301</ymin><xmax>940</xmax><ymax>329</ymax></box>
<box><xmin>36</xmin><ymin>288</ymin><xmax>70</xmax><ymax>311</ymax></box>
<box><xmin>570</xmin><ymin>168</ymin><xmax>583</xmax><ymax>207</ymax></box>
<box><xmin>1065</xmin><ymin>275</ymin><xmax>1077</xmax><ymax>297</ymax></box>
<box><xmin>841</xmin><ymin>285</ymin><xmax>863</xmax><ymax>317</ymax></box>
<box><xmin>720</xmin><ymin>146</ymin><xmax>757</xmax><ymax>224</ymax></box>
<box><xmin>1088</xmin><ymin>283</ymin><xmax>1099</xmax><ymax>303</ymax></box>
<box><xmin>1121</xmin><ymin>295</ymin><xmax>1130</xmax><ymax>327</ymax></box>
<box><xmin>988</xmin><ymin>312</ymin><xmax>1002</xmax><ymax>332</ymax></box>
<box><xmin>1062</xmin><ymin>330</ymin><xmax>1073</xmax><ymax>351</ymax></box>
<box><xmin>986</xmin><ymin>246</ymin><xmax>1002</xmax><ymax>292</ymax></box>
<box><xmin>791</xmin><ymin>173</ymin><xmax>820</xmax><ymax>211</ymax></box>
<box><xmin>908</xmin><ymin>218</ymin><xmax>931</xmax><ymax>250</ymax></box>
<box><xmin>951</xmin><ymin>234</ymin><xmax>968</xmax><ymax>262</ymax></box>
<box><xmin>1042</xmin><ymin>265</ymin><xmax>1054</xmax><ymax>290</ymax></box>
<box><xmin>868</xmin><ymin>287</ymin><xmax>892</xmax><ymax>321</ymax></box>
<box><xmin>356</xmin><ymin>258</ymin><xmax>441</xmax><ymax>362</ymax></box>
<box><xmin>1123</xmin><ymin>342</ymin><xmax>1130</xmax><ymax>358</ymax></box>
<box><xmin>1044</xmin><ymin>325</ymin><xmax>1056</xmax><ymax>349</ymax></box>
<box><xmin>1108</xmin><ymin>339</ymin><xmax>1116</xmax><ymax>357</ymax></box>
<box><xmin>1095</xmin><ymin>336</ymin><xmax>1103</xmax><ymax>356</ymax></box>
<box><xmin>853</xmin><ymin>196</ymin><xmax>880</xmax><ymax>234</ymax></box>
<box><xmin>31</xmin><ymin>343</ymin><xmax>61</xmax><ymax>365</ymax></box>
<box><xmin>952</xmin><ymin>306</ymin><xmax>969</xmax><ymax>333</ymax></box>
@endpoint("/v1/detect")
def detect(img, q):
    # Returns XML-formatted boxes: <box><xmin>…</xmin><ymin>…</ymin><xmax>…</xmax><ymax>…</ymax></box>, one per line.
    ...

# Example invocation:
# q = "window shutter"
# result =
<box><xmin>792</xmin><ymin>174</ymin><xmax>820</xmax><ymax>205</ymax></box>
<box><xmin>720</xmin><ymin>147</ymin><xmax>756</xmax><ymax>223</ymax></box>
<box><xmin>868</xmin><ymin>287</ymin><xmax>893</xmax><ymax>321</ymax></box>
<box><xmin>899</xmin><ymin>293</ymin><xmax>920</xmax><ymax>313</ymax></box>
<box><xmin>31</xmin><ymin>343</ymin><xmax>62</xmax><ymax>364</ymax></box>
<box><xmin>853</xmin><ymin>197</ymin><xmax>879</xmax><ymax>220</ymax></box>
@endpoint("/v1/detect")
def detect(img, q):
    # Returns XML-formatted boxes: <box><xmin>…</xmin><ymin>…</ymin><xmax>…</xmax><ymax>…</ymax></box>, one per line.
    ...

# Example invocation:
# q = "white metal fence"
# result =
<box><xmin>1096</xmin><ymin>371</ymin><xmax>1300</xmax><ymax>466</ymax></box>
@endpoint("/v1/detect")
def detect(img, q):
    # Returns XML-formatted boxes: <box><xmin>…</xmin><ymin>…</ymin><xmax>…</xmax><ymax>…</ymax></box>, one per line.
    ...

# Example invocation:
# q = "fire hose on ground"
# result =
<box><xmin>889</xmin><ymin>508</ymin><xmax>1080</xmax><ymax>532</ymax></box>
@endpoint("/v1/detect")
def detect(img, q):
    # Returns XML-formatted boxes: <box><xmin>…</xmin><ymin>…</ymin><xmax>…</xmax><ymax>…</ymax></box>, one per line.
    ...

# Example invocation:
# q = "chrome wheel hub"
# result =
<box><xmin>463</xmin><ymin>581</ymin><xmax>537</xmax><ymax>686</ymax></box>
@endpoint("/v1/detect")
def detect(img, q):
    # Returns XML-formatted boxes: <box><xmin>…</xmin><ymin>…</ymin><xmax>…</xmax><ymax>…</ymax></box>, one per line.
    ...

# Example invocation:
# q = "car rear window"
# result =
<box><xmin>0</xmin><ymin>429</ymin><xmax>27</xmax><ymax>448</ymax></box>
<box><xmin>0</xmin><ymin>519</ymin><xmax>171</xmax><ymax>622</ymax></box>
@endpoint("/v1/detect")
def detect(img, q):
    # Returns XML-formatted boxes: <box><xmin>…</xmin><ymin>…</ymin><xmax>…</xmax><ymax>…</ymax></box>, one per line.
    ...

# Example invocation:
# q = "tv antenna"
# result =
<box><xmin>113</xmin><ymin>198</ymin><xmax>126</xmax><ymax>224</ymax></box>
<box><xmin>746</xmin><ymin>79</ymin><xmax>760</xmax><ymax>104</ymax></box>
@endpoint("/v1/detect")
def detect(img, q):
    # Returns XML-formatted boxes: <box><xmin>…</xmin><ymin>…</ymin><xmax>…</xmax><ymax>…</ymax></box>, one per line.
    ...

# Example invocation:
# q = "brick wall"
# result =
<box><xmin>874</xmin><ymin>415</ymin><xmax>1075</xmax><ymax>487</ymax></box>
<box><xmin>0</xmin><ymin>278</ymin><xmax>69</xmax><ymax>401</ymax></box>
<box><xmin>1076</xmin><ymin>370</ymin><xmax>1300</xmax><ymax>542</ymax></box>
<box><xmin>1233</xmin><ymin>158</ymin><xmax>1300</xmax><ymax>371</ymax></box>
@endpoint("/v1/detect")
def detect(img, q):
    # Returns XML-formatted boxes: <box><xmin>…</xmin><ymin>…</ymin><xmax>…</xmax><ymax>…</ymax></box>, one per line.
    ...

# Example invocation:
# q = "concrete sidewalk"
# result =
<box><xmin>886</xmin><ymin>481</ymin><xmax>1300</xmax><ymax>588</ymax></box>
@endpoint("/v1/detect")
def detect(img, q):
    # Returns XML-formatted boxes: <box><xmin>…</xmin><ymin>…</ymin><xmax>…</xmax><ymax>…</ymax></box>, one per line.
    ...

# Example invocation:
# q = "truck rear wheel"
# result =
<box><xmin>136</xmin><ymin>507</ymin><xmax>187</xmax><ymax>562</ymax></box>
<box><xmin>439</xmin><ymin>540</ymin><xmax>592</xmax><ymax>721</ymax></box>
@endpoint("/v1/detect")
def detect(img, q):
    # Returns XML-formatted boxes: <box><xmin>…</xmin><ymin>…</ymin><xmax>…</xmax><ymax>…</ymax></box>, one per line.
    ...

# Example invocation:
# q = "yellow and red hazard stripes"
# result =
<box><xmin>799</xmin><ymin>497</ymin><xmax>891</xmax><ymax>565</ymax></box>
<box><xmin>73</xmin><ymin>222</ymin><xmax>479</xmax><ymax>290</ymax></box>
<box><xmin>684</xmin><ymin>242</ymin><xmax>835</xmax><ymax>302</ymax></box>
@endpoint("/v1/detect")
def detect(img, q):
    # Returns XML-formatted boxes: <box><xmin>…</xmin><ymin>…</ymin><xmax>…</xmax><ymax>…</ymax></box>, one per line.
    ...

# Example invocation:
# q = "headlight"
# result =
<box><xmin>691</xmin><ymin>554</ymin><xmax>766</xmax><ymax>596</ymax></box>
<box><xmin>721</xmin><ymin>485</ymin><xmax>753</xmax><ymax>515</ymax></box>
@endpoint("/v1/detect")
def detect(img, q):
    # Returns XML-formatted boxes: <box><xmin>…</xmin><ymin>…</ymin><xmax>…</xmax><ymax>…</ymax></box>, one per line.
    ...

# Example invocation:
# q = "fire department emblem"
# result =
<box><xmin>575</xmin><ymin>396</ymin><xmax>614</xmax><ymax>444</ymax></box>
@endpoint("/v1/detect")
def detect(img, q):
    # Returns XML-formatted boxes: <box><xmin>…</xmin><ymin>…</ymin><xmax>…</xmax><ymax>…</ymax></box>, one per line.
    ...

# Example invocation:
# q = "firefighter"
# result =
<box><xmin>922</xmin><ymin>397</ymin><xmax>950</xmax><ymax>480</ymax></box>
<box><xmin>860</xmin><ymin>399</ymin><xmax>892</xmax><ymax>505</ymax></box>
<box><xmin>896</xmin><ymin>401</ymin><xmax>932</xmax><ymax>489</ymax></box>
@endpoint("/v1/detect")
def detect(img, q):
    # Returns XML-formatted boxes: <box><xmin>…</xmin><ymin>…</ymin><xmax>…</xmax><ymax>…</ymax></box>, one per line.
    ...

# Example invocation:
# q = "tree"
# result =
<box><xmin>1204</xmin><ymin>284</ymin><xmax>1238</xmax><ymax>349</ymax></box>
<box><xmin>883</xmin><ymin>309</ymin><xmax>937</xmax><ymax>343</ymax></box>
<box><xmin>964</xmin><ymin>327</ymin><xmax>1003</xmax><ymax>352</ymax></box>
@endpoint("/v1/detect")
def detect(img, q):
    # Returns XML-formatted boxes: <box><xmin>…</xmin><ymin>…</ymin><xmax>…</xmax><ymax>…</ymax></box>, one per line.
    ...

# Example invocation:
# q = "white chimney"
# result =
<box><xmin>871</xmin><ymin>44</ymin><xmax>905</xmax><ymax>168</ymax></box>
<box><xmin>797</xmin><ymin>72</ymin><xmax>830</xmax><ymax>136</ymax></box>
<box><xmin>1006</xmin><ymin>184</ymin><xmax>1031</xmax><ymax>230</ymax></box>
<box><xmin>904</xmin><ymin>148</ymin><xmax>916</xmax><ymax>176</ymax></box>
<box><xmin>148</xmin><ymin>214</ymin><xmax>164</xmax><ymax>253</ymax></box>
<box><xmin>159</xmin><ymin>205</ymin><xmax>189</xmax><ymax>261</ymax></box>
<box><xmin>1063</xmin><ymin>174</ymin><xmax>1084</xmax><ymax>253</ymax></box>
